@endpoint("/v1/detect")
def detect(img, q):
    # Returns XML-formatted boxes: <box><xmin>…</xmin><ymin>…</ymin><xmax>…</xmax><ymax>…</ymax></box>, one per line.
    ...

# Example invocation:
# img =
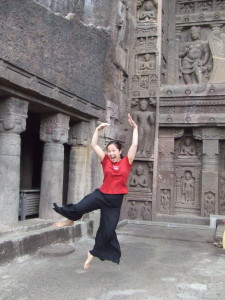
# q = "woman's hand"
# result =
<box><xmin>128</xmin><ymin>114</ymin><xmax>137</xmax><ymax>129</ymax></box>
<box><xmin>96</xmin><ymin>123</ymin><xmax>110</xmax><ymax>131</ymax></box>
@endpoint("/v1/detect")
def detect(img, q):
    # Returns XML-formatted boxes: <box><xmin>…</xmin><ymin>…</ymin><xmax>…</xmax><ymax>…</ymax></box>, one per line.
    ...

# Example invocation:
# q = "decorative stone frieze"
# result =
<box><xmin>68</xmin><ymin>121</ymin><xmax>89</xmax><ymax>146</ymax></box>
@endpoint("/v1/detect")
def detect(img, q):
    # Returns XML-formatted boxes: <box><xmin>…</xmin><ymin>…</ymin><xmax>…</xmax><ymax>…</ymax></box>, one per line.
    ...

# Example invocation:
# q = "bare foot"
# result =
<box><xmin>83</xmin><ymin>252</ymin><xmax>94</xmax><ymax>270</ymax></box>
<box><xmin>54</xmin><ymin>219</ymin><xmax>74</xmax><ymax>228</ymax></box>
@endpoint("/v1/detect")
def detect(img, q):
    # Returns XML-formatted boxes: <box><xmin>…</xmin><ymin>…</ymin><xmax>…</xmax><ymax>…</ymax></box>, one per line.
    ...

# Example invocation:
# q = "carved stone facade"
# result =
<box><xmin>1</xmin><ymin>0</ymin><xmax>225</xmax><ymax>226</ymax></box>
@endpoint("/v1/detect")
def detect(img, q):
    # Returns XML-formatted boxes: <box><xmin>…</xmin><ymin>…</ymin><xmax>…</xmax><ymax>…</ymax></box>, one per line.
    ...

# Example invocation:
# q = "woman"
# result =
<box><xmin>53</xmin><ymin>113</ymin><xmax>138</xmax><ymax>269</ymax></box>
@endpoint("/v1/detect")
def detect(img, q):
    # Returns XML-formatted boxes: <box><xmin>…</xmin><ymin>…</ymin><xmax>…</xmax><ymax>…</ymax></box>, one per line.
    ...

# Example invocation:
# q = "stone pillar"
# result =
<box><xmin>194</xmin><ymin>128</ymin><xmax>220</xmax><ymax>217</ymax></box>
<box><xmin>0</xmin><ymin>97</ymin><xmax>28</xmax><ymax>225</ymax></box>
<box><xmin>39</xmin><ymin>113</ymin><xmax>70</xmax><ymax>220</ymax></box>
<box><xmin>67</xmin><ymin>121</ymin><xmax>90</xmax><ymax>204</ymax></box>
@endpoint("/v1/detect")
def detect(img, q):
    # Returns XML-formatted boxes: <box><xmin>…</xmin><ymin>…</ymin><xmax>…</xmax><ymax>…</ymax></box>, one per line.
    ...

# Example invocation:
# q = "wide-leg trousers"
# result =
<box><xmin>53</xmin><ymin>189</ymin><xmax>124</xmax><ymax>264</ymax></box>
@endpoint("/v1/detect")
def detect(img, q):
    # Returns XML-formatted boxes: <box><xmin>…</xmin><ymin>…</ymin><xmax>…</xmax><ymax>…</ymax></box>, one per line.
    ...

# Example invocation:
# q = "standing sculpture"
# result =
<box><xmin>133</xmin><ymin>99</ymin><xmax>155</xmax><ymax>157</ymax></box>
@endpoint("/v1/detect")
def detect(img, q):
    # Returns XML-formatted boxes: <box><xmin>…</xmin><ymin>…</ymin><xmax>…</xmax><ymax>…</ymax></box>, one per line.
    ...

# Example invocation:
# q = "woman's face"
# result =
<box><xmin>107</xmin><ymin>144</ymin><xmax>122</xmax><ymax>163</ymax></box>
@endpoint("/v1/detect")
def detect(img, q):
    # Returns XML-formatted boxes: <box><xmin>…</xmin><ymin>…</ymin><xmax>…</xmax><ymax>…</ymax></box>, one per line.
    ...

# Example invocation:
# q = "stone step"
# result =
<box><xmin>0</xmin><ymin>218</ymin><xmax>93</xmax><ymax>266</ymax></box>
<box><xmin>117</xmin><ymin>220</ymin><xmax>215</xmax><ymax>243</ymax></box>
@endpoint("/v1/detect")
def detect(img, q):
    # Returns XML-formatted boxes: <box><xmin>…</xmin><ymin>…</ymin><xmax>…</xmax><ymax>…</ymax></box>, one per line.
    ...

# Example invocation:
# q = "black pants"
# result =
<box><xmin>53</xmin><ymin>189</ymin><xmax>124</xmax><ymax>264</ymax></box>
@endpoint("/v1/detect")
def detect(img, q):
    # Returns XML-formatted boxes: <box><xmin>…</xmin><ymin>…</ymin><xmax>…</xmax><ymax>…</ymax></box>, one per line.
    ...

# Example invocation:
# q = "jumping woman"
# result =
<box><xmin>53</xmin><ymin>113</ymin><xmax>138</xmax><ymax>269</ymax></box>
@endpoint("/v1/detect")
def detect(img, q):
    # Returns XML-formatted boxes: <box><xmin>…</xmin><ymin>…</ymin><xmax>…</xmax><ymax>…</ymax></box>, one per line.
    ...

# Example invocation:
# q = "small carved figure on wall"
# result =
<box><xmin>138</xmin><ymin>0</ymin><xmax>157</xmax><ymax>23</ymax></box>
<box><xmin>179</xmin><ymin>136</ymin><xmax>197</xmax><ymax>156</ymax></box>
<box><xmin>141</xmin><ymin>201</ymin><xmax>151</xmax><ymax>220</ymax></box>
<box><xmin>179</xmin><ymin>26</ymin><xmax>212</xmax><ymax>84</ymax></box>
<box><xmin>137</xmin><ymin>37</ymin><xmax>146</xmax><ymax>47</ymax></box>
<box><xmin>133</xmin><ymin>99</ymin><xmax>155</xmax><ymax>157</ymax></box>
<box><xmin>204</xmin><ymin>191</ymin><xmax>215</xmax><ymax>217</ymax></box>
<box><xmin>130</xmin><ymin>165</ymin><xmax>148</xmax><ymax>189</ymax></box>
<box><xmin>139</xmin><ymin>53</ymin><xmax>155</xmax><ymax>71</ymax></box>
<box><xmin>160</xmin><ymin>189</ymin><xmax>170</xmax><ymax>214</ymax></box>
<box><xmin>182</xmin><ymin>171</ymin><xmax>195</xmax><ymax>203</ymax></box>
<box><xmin>128</xmin><ymin>201</ymin><xmax>138</xmax><ymax>219</ymax></box>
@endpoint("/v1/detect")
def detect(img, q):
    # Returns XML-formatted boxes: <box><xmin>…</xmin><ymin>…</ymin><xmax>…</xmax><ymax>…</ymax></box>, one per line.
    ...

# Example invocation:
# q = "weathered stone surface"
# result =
<box><xmin>0</xmin><ymin>0</ymin><xmax>109</xmax><ymax>108</ymax></box>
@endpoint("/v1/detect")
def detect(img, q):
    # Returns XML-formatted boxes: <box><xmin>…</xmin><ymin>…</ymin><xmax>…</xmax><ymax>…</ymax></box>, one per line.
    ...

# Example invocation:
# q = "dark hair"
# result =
<box><xmin>106</xmin><ymin>140</ymin><xmax>124</xmax><ymax>158</ymax></box>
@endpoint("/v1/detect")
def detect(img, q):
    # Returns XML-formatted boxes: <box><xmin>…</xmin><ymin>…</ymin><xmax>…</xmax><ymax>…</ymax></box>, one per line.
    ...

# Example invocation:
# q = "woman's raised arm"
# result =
<box><xmin>91</xmin><ymin>123</ymin><xmax>110</xmax><ymax>161</ymax></box>
<box><xmin>127</xmin><ymin>114</ymin><xmax>138</xmax><ymax>164</ymax></box>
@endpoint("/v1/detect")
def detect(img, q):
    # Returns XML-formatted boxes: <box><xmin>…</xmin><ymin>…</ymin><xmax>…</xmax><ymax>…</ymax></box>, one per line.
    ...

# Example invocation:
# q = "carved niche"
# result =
<box><xmin>131</xmin><ymin>98</ymin><xmax>155</xmax><ymax>158</ymax></box>
<box><xmin>127</xmin><ymin>199</ymin><xmax>152</xmax><ymax>221</ymax></box>
<box><xmin>179</xmin><ymin>26</ymin><xmax>213</xmax><ymax>84</ymax></box>
<box><xmin>204</xmin><ymin>191</ymin><xmax>215</xmax><ymax>217</ymax></box>
<box><xmin>129</xmin><ymin>162</ymin><xmax>152</xmax><ymax>192</ymax></box>
<box><xmin>137</xmin><ymin>53</ymin><xmax>156</xmax><ymax>73</ymax></box>
<box><xmin>174</xmin><ymin>135</ymin><xmax>201</xmax><ymax>159</ymax></box>
<box><xmin>137</xmin><ymin>0</ymin><xmax>158</xmax><ymax>23</ymax></box>
<box><xmin>219</xmin><ymin>175</ymin><xmax>225</xmax><ymax>214</ymax></box>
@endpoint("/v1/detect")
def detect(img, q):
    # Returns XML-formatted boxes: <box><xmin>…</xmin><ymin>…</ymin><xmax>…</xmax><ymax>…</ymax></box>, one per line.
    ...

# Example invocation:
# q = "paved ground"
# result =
<box><xmin>0</xmin><ymin>224</ymin><xmax>225</xmax><ymax>300</ymax></box>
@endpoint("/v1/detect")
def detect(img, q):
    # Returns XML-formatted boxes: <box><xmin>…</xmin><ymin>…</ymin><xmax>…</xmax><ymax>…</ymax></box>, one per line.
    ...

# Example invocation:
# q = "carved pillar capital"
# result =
<box><xmin>0</xmin><ymin>97</ymin><xmax>28</xmax><ymax>134</ymax></box>
<box><xmin>68</xmin><ymin>121</ymin><xmax>89</xmax><ymax>146</ymax></box>
<box><xmin>193</xmin><ymin>127</ymin><xmax>225</xmax><ymax>140</ymax></box>
<box><xmin>40</xmin><ymin>113</ymin><xmax>70</xmax><ymax>144</ymax></box>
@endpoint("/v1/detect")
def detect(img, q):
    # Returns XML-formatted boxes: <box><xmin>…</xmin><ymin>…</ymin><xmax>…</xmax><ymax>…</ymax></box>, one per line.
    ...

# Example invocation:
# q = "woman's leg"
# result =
<box><xmin>90</xmin><ymin>204</ymin><xmax>122</xmax><ymax>264</ymax></box>
<box><xmin>53</xmin><ymin>189</ymin><xmax>104</xmax><ymax>222</ymax></box>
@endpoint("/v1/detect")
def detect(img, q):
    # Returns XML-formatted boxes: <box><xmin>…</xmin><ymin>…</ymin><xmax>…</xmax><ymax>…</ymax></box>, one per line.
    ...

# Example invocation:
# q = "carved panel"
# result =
<box><xmin>68</xmin><ymin>121</ymin><xmax>89</xmax><ymax>146</ymax></box>
<box><xmin>127</xmin><ymin>199</ymin><xmax>152</xmax><ymax>221</ymax></box>
<box><xmin>129</xmin><ymin>162</ymin><xmax>152</xmax><ymax>192</ymax></box>
<box><xmin>204</xmin><ymin>191</ymin><xmax>215</xmax><ymax>216</ymax></box>
<box><xmin>179</xmin><ymin>26</ymin><xmax>213</xmax><ymax>85</ymax></box>
<box><xmin>137</xmin><ymin>0</ymin><xmax>158</xmax><ymax>23</ymax></box>
<box><xmin>174</xmin><ymin>135</ymin><xmax>201</xmax><ymax>159</ymax></box>
<box><xmin>137</xmin><ymin>53</ymin><xmax>156</xmax><ymax>74</ymax></box>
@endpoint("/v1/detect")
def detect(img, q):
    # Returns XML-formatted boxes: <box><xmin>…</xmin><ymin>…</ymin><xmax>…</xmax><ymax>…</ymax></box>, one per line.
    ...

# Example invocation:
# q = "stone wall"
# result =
<box><xmin>0</xmin><ymin>0</ymin><xmax>109</xmax><ymax>108</ymax></box>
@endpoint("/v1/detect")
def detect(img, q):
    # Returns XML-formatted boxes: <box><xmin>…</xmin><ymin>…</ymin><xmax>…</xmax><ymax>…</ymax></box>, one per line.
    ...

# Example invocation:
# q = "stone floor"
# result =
<box><xmin>0</xmin><ymin>223</ymin><xmax>224</xmax><ymax>300</ymax></box>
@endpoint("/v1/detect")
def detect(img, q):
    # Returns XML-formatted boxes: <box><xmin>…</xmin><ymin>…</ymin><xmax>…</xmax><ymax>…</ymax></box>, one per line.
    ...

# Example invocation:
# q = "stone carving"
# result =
<box><xmin>137</xmin><ymin>0</ymin><xmax>157</xmax><ymax>23</ymax></box>
<box><xmin>204</xmin><ymin>191</ymin><xmax>215</xmax><ymax>217</ymax></box>
<box><xmin>179</xmin><ymin>26</ymin><xmax>212</xmax><ymax>84</ymax></box>
<box><xmin>0</xmin><ymin>97</ymin><xmax>28</xmax><ymax>134</ymax></box>
<box><xmin>40</xmin><ymin>113</ymin><xmax>70</xmax><ymax>144</ymax></box>
<box><xmin>68</xmin><ymin>121</ymin><xmax>89</xmax><ymax>146</ymax></box>
<box><xmin>160</xmin><ymin>189</ymin><xmax>171</xmax><ymax>214</ymax></box>
<box><xmin>138</xmin><ymin>53</ymin><xmax>156</xmax><ymax>72</ymax></box>
<box><xmin>137</xmin><ymin>37</ymin><xmax>147</xmax><ymax>48</ymax></box>
<box><xmin>182</xmin><ymin>171</ymin><xmax>195</xmax><ymax>203</ymax></box>
<box><xmin>148</xmin><ymin>36</ymin><xmax>157</xmax><ymax>48</ymax></box>
<box><xmin>141</xmin><ymin>201</ymin><xmax>151</xmax><ymax>220</ymax></box>
<box><xmin>140</xmin><ymin>75</ymin><xmax>149</xmax><ymax>89</ymax></box>
<box><xmin>177</xmin><ymin>136</ymin><xmax>198</xmax><ymax>157</ymax></box>
<box><xmin>208</xmin><ymin>25</ymin><xmax>225</xmax><ymax>83</ymax></box>
<box><xmin>132</xmin><ymin>99</ymin><xmax>155</xmax><ymax>157</ymax></box>
<box><xmin>197</xmin><ymin>1</ymin><xmax>213</xmax><ymax>12</ymax></box>
<box><xmin>130</xmin><ymin>164</ymin><xmax>149</xmax><ymax>189</ymax></box>
<box><xmin>178</xmin><ymin>3</ymin><xmax>195</xmax><ymax>14</ymax></box>
<box><xmin>128</xmin><ymin>201</ymin><xmax>138</xmax><ymax>219</ymax></box>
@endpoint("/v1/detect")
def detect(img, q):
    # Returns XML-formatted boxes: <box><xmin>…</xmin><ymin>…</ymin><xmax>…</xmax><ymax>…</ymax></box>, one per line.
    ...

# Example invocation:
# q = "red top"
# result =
<box><xmin>99</xmin><ymin>155</ymin><xmax>132</xmax><ymax>194</ymax></box>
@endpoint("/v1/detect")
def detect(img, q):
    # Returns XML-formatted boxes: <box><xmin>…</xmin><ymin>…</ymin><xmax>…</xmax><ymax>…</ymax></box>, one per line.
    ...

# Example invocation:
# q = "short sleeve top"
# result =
<box><xmin>99</xmin><ymin>155</ymin><xmax>132</xmax><ymax>194</ymax></box>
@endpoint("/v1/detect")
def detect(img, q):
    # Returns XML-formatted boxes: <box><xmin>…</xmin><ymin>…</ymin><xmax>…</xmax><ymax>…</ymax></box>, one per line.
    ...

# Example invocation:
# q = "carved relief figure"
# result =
<box><xmin>179</xmin><ymin>137</ymin><xmax>197</xmax><ymax>156</ymax></box>
<box><xmin>179</xmin><ymin>26</ymin><xmax>212</xmax><ymax>84</ymax></box>
<box><xmin>208</xmin><ymin>25</ymin><xmax>225</xmax><ymax>83</ymax></box>
<box><xmin>139</xmin><ymin>53</ymin><xmax>155</xmax><ymax>71</ymax></box>
<box><xmin>182</xmin><ymin>171</ymin><xmax>195</xmax><ymax>203</ymax></box>
<box><xmin>128</xmin><ymin>201</ymin><xmax>138</xmax><ymax>219</ymax></box>
<box><xmin>140</xmin><ymin>76</ymin><xmax>149</xmax><ymax>89</ymax></box>
<box><xmin>130</xmin><ymin>165</ymin><xmax>148</xmax><ymax>189</ymax></box>
<box><xmin>133</xmin><ymin>99</ymin><xmax>155</xmax><ymax>157</ymax></box>
<box><xmin>160</xmin><ymin>189</ymin><xmax>170</xmax><ymax>214</ymax></box>
<box><xmin>137</xmin><ymin>37</ymin><xmax>146</xmax><ymax>48</ymax></box>
<box><xmin>138</xmin><ymin>0</ymin><xmax>157</xmax><ymax>23</ymax></box>
<box><xmin>141</xmin><ymin>201</ymin><xmax>151</xmax><ymax>220</ymax></box>
<box><xmin>204</xmin><ymin>191</ymin><xmax>215</xmax><ymax>217</ymax></box>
